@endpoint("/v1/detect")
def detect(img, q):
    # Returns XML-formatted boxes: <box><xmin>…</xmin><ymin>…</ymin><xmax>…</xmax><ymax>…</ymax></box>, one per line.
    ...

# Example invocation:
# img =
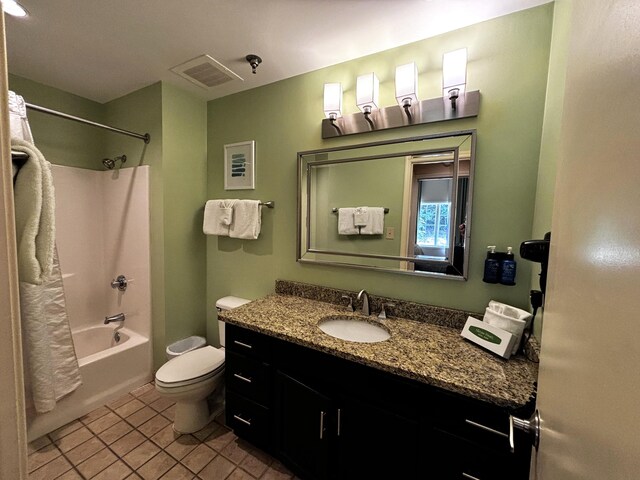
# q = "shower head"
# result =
<box><xmin>102</xmin><ymin>155</ymin><xmax>127</xmax><ymax>170</ymax></box>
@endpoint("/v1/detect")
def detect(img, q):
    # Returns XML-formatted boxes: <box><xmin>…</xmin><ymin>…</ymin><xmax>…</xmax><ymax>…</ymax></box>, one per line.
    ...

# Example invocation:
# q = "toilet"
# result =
<box><xmin>155</xmin><ymin>296</ymin><xmax>250</xmax><ymax>433</ymax></box>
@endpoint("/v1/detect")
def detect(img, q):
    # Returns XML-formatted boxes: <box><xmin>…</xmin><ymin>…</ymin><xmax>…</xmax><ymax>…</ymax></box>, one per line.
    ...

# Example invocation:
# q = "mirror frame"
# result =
<box><xmin>297</xmin><ymin>130</ymin><xmax>476</xmax><ymax>280</ymax></box>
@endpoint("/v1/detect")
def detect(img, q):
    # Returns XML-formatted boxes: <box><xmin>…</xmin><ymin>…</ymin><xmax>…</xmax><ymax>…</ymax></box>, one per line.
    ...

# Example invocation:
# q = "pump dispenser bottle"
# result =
<box><xmin>500</xmin><ymin>246</ymin><xmax>517</xmax><ymax>285</ymax></box>
<box><xmin>483</xmin><ymin>245</ymin><xmax>500</xmax><ymax>283</ymax></box>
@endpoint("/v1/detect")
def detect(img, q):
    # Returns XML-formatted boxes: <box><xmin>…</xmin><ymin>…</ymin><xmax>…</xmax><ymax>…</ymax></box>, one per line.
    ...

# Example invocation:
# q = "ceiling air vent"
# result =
<box><xmin>170</xmin><ymin>55</ymin><xmax>243</xmax><ymax>89</ymax></box>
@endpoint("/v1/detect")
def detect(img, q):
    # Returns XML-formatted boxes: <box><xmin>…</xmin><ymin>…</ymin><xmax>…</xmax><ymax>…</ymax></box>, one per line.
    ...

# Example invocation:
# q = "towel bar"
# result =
<box><xmin>332</xmin><ymin>207</ymin><xmax>388</xmax><ymax>214</ymax></box>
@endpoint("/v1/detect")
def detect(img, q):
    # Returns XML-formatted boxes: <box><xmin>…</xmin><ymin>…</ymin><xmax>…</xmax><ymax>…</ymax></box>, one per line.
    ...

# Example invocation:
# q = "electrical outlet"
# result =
<box><xmin>385</xmin><ymin>227</ymin><xmax>395</xmax><ymax>239</ymax></box>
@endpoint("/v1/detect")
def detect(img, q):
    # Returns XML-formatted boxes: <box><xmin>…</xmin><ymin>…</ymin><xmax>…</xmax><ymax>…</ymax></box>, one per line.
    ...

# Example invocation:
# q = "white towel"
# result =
<box><xmin>338</xmin><ymin>208</ymin><xmax>359</xmax><ymax>235</ymax></box>
<box><xmin>353</xmin><ymin>206</ymin><xmax>369</xmax><ymax>227</ymax></box>
<box><xmin>230</xmin><ymin>200</ymin><xmax>261</xmax><ymax>239</ymax></box>
<box><xmin>12</xmin><ymin>138</ymin><xmax>56</xmax><ymax>285</ymax></box>
<box><xmin>203</xmin><ymin>199</ymin><xmax>238</xmax><ymax>236</ymax></box>
<box><xmin>483</xmin><ymin>300</ymin><xmax>533</xmax><ymax>355</ymax></box>
<box><xmin>359</xmin><ymin>207</ymin><xmax>385</xmax><ymax>235</ymax></box>
<box><xmin>9</xmin><ymin>91</ymin><xmax>35</xmax><ymax>179</ymax></box>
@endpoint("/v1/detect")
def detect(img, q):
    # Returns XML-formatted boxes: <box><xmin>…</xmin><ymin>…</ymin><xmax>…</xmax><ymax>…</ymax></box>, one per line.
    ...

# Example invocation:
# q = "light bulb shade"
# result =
<box><xmin>356</xmin><ymin>73</ymin><xmax>379</xmax><ymax>113</ymax></box>
<box><xmin>323</xmin><ymin>83</ymin><xmax>343</xmax><ymax>119</ymax></box>
<box><xmin>443</xmin><ymin>48</ymin><xmax>467</xmax><ymax>97</ymax></box>
<box><xmin>2</xmin><ymin>0</ymin><xmax>28</xmax><ymax>17</ymax></box>
<box><xmin>395</xmin><ymin>63</ymin><xmax>419</xmax><ymax>107</ymax></box>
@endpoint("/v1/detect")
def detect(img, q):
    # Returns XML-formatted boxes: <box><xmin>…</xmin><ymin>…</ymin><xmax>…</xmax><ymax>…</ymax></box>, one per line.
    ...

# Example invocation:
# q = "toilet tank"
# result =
<box><xmin>215</xmin><ymin>296</ymin><xmax>250</xmax><ymax>347</ymax></box>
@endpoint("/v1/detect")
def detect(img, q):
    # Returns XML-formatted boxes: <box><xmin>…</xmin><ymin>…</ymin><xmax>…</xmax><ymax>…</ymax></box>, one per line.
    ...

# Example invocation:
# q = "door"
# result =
<box><xmin>525</xmin><ymin>2</ymin><xmax>640</xmax><ymax>478</ymax></box>
<box><xmin>275</xmin><ymin>371</ymin><xmax>334</xmax><ymax>480</ymax></box>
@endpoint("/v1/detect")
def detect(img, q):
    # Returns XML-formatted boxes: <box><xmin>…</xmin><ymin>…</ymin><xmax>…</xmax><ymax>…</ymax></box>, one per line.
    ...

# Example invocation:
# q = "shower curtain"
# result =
<box><xmin>10</xmin><ymin>93</ymin><xmax>81</xmax><ymax>414</ymax></box>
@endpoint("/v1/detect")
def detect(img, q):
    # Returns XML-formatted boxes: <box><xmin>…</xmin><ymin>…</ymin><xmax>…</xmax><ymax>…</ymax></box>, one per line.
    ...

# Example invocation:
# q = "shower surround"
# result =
<box><xmin>27</xmin><ymin>165</ymin><xmax>152</xmax><ymax>441</ymax></box>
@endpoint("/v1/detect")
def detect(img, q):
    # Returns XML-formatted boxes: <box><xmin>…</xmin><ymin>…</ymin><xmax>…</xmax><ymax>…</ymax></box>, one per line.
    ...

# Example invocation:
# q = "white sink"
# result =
<box><xmin>318</xmin><ymin>316</ymin><xmax>390</xmax><ymax>343</ymax></box>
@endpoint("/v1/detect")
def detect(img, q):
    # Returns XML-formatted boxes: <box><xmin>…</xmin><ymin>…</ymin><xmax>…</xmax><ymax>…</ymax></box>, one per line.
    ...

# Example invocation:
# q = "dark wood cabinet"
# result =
<box><xmin>225</xmin><ymin>323</ymin><xmax>533</xmax><ymax>480</ymax></box>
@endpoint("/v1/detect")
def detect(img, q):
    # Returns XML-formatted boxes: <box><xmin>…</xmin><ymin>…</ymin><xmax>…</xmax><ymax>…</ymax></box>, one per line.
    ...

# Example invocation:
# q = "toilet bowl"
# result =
<box><xmin>155</xmin><ymin>296</ymin><xmax>250</xmax><ymax>433</ymax></box>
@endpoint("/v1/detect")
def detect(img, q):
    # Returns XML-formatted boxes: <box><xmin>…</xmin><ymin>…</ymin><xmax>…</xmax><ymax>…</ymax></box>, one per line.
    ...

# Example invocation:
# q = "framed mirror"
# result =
<box><xmin>297</xmin><ymin>130</ymin><xmax>476</xmax><ymax>279</ymax></box>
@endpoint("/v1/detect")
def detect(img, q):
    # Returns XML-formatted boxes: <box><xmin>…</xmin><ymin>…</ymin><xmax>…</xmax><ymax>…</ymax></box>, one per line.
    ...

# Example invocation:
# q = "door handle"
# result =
<box><xmin>509</xmin><ymin>410</ymin><xmax>541</xmax><ymax>453</ymax></box>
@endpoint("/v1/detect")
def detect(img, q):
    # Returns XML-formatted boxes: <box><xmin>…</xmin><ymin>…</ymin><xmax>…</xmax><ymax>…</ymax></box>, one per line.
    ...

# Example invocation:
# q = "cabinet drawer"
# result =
<box><xmin>430</xmin><ymin>430</ymin><xmax>526</xmax><ymax>480</ymax></box>
<box><xmin>226</xmin><ymin>351</ymin><xmax>270</xmax><ymax>405</ymax></box>
<box><xmin>226</xmin><ymin>391</ymin><xmax>271</xmax><ymax>449</ymax></box>
<box><xmin>226</xmin><ymin>324</ymin><xmax>271</xmax><ymax>360</ymax></box>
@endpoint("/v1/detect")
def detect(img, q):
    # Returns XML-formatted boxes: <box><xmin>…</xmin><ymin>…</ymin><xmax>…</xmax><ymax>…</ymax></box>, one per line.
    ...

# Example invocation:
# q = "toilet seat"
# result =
<box><xmin>155</xmin><ymin>346</ymin><xmax>225</xmax><ymax>389</ymax></box>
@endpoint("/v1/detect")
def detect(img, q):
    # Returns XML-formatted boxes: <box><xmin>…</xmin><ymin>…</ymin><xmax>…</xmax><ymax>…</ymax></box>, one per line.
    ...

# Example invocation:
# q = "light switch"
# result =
<box><xmin>385</xmin><ymin>227</ymin><xmax>395</xmax><ymax>239</ymax></box>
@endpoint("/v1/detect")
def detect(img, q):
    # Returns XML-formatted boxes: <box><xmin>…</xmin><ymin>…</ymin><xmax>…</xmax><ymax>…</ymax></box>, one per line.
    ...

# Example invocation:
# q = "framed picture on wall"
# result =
<box><xmin>224</xmin><ymin>140</ymin><xmax>256</xmax><ymax>190</ymax></box>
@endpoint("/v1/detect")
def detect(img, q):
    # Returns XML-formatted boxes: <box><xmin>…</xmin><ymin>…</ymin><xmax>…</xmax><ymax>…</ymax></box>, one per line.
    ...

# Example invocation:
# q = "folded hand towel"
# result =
<box><xmin>203</xmin><ymin>199</ymin><xmax>238</xmax><ymax>236</ymax></box>
<box><xmin>230</xmin><ymin>200</ymin><xmax>261</xmax><ymax>239</ymax></box>
<box><xmin>359</xmin><ymin>207</ymin><xmax>385</xmax><ymax>235</ymax></box>
<box><xmin>338</xmin><ymin>208</ymin><xmax>359</xmax><ymax>235</ymax></box>
<box><xmin>12</xmin><ymin>138</ymin><xmax>56</xmax><ymax>285</ymax></box>
<box><xmin>353</xmin><ymin>207</ymin><xmax>369</xmax><ymax>227</ymax></box>
<box><xmin>483</xmin><ymin>300</ymin><xmax>533</xmax><ymax>354</ymax></box>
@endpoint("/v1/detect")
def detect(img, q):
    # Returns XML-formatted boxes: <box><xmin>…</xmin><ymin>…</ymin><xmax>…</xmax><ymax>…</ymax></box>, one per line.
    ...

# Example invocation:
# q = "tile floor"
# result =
<box><xmin>27</xmin><ymin>383</ymin><xmax>297</xmax><ymax>480</ymax></box>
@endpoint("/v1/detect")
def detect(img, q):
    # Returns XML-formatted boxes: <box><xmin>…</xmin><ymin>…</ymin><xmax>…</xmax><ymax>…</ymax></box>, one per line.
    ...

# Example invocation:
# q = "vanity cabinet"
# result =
<box><xmin>225</xmin><ymin>323</ymin><xmax>532</xmax><ymax>480</ymax></box>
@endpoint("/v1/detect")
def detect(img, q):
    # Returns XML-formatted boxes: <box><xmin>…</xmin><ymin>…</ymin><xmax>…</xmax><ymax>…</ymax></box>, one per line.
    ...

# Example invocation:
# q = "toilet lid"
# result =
<box><xmin>155</xmin><ymin>346</ymin><xmax>225</xmax><ymax>385</ymax></box>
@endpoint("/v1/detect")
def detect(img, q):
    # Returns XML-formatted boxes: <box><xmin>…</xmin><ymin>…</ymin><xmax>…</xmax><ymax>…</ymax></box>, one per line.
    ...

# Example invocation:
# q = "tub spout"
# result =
<box><xmin>104</xmin><ymin>313</ymin><xmax>125</xmax><ymax>324</ymax></box>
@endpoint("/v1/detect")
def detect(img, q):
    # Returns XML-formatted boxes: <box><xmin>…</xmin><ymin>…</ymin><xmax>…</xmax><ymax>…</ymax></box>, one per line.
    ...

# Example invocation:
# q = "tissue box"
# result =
<box><xmin>461</xmin><ymin>317</ymin><xmax>517</xmax><ymax>359</ymax></box>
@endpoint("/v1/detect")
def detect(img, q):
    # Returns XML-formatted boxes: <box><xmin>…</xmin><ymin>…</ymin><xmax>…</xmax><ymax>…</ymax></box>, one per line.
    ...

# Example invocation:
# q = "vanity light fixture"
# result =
<box><xmin>2</xmin><ymin>0</ymin><xmax>28</xmax><ymax>17</ymax></box>
<box><xmin>323</xmin><ymin>82</ymin><xmax>343</xmax><ymax>134</ymax></box>
<box><xmin>321</xmin><ymin>47</ymin><xmax>479</xmax><ymax>139</ymax></box>
<box><xmin>442</xmin><ymin>48</ymin><xmax>467</xmax><ymax>110</ymax></box>
<box><xmin>395</xmin><ymin>62</ymin><xmax>419</xmax><ymax>121</ymax></box>
<box><xmin>356</xmin><ymin>73</ymin><xmax>379</xmax><ymax>129</ymax></box>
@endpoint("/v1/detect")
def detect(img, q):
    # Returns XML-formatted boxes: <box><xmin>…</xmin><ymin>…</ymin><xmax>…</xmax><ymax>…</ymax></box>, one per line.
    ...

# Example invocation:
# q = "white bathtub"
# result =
<box><xmin>27</xmin><ymin>324</ymin><xmax>152</xmax><ymax>441</ymax></box>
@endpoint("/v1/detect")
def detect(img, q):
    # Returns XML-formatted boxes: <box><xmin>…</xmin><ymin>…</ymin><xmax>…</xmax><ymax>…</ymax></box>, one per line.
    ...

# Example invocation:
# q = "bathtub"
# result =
<box><xmin>26</xmin><ymin>324</ymin><xmax>152</xmax><ymax>441</ymax></box>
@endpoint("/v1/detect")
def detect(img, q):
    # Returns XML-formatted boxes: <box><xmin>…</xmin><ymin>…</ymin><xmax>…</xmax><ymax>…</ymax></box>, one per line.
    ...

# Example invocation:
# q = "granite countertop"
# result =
<box><xmin>220</xmin><ymin>294</ymin><xmax>538</xmax><ymax>409</ymax></box>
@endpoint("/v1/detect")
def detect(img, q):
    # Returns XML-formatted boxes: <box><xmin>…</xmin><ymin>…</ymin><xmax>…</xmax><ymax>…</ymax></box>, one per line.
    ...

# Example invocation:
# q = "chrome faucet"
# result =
<box><xmin>357</xmin><ymin>289</ymin><xmax>370</xmax><ymax>316</ymax></box>
<box><xmin>104</xmin><ymin>313</ymin><xmax>125</xmax><ymax>324</ymax></box>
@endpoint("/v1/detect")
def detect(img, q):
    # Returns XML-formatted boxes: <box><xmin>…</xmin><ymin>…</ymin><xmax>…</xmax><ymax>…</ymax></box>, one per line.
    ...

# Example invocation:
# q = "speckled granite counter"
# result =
<box><xmin>220</xmin><ymin>293</ymin><xmax>538</xmax><ymax>409</ymax></box>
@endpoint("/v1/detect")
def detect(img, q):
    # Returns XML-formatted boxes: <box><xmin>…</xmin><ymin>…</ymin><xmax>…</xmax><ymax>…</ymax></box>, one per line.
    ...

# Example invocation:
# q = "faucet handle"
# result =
<box><xmin>341</xmin><ymin>295</ymin><xmax>355</xmax><ymax>312</ymax></box>
<box><xmin>378</xmin><ymin>303</ymin><xmax>396</xmax><ymax>319</ymax></box>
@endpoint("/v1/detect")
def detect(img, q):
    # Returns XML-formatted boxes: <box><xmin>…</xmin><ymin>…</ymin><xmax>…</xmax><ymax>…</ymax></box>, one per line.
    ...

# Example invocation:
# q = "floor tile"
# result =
<box><xmin>115</xmin><ymin>398</ymin><xmax>146</xmax><ymax>418</ymax></box>
<box><xmin>228</xmin><ymin>468</ymin><xmax>257</xmax><ymax>480</ymax></box>
<box><xmin>125</xmin><ymin>406</ymin><xmax>157</xmax><ymax>427</ymax></box>
<box><xmin>65</xmin><ymin>436</ymin><xmax>105</xmax><ymax>465</ymax></box>
<box><xmin>180</xmin><ymin>444</ymin><xmax>217</xmax><ymax>474</ymax></box>
<box><xmin>160</xmin><ymin>463</ymin><xmax>195</xmax><ymax>480</ymax></box>
<box><xmin>98</xmin><ymin>420</ymin><xmax>133</xmax><ymax>445</ymax></box>
<box><xmin>54</xmin><ymin>426</ymin><xmax>94</xmax><ymax>453</ymax></box>
<box><xmin>136</xmin><ymin>451</ymin><xmax>176</xmax><ymax>480</ymax></box>
<box><xmin>123</xmin><ymin>440</ymin><xmax>161</xmax><ymax>470</ymax></box>
<box><xmin>138</xmin><ymin>414</ymin><xmax>171</xmax><ymax>438</ymax></box>
<box><xmin>27</xmin><ymin>435</ymin><xmax>52</xmax><ymax>455</ymax></box>
<box><xmin>192</xmin><ymin>421</ymin><xmax>221</xmax><ymax>442</ymax></box>
<box><xmin>150</xmin><ymin>424</ymin><xmax>181</xmax><ymax>449</ymax></box>
<box><xmin>261</xmin><ymin>461</ymin><xmax>294</xmax><ymax>480</ymax></box>
<box><xmin>110</xmin><ymin>430</ymin><xmax>147</xmax><ymax>457</ymax></box>
<box><xmin>86</xmin><ymin>411</ymin><xmax>121</xmax><ymax>434</ymax></box>
<box><xmin>91</xmin><ymin>460</ymin><xmax>133</xmax><ymax>480</ymax></box>
<box><xmin>48</xmin><ymin>420</ymin><xmax>83</xmax><ymax>441</ymax></box>
<box><xmin>138</xmin><ymin>388</ymin><xmax>161</xmax><ymax>405</ymax></box>
<box><xmin>149</xmin><ymin>396</ymin><xmax>174</xmax><ymax>413</ymax></box>
<box><xmin>238</xmin><ymin>448</ymin><xmax>272</xmax><ymax>478</ymax></box>
<box><xmin>197</xmin><ymin>454</ymin><xmax>235</xmax><ymax>480</ymax></box>
<box><xmin>220</xmin><ymin>438</ymin><xmax>251</xmax><ymax>465</ymax></box>
<box><xmin>109</xmin><ymin>393</ymin><xmax>136</xmax><ymax>410</ymax></box>
<box><xmin>161</xmin><ymin>405</ymin><xmax>176</xmax><ymax>421</ymax></box>
<box><xmin>76</xmin><ymin>447</ymin><xmax>118</xmax><ymax>479</ymax></box>
<box><xmin>131</xmin><ymin>383</ymin><xmax>156</xmax><ymax>397</ymax></box>
<box><xmin>80</xmin><ymin>405</ymin><xmax>111</xmax><ymax>425</ymax></box>
<box><xmin>28</xmin><ymin>443</ymin><xmax>61</xmax><ymax>472</ymax></box>
<box><xmin>28</xmin><ymin>454</ymin><xmax>72</xmax><ymax>480</ymax></box>
<box><xmin>204</xmin><ymin>426</ymin><xmax>236</xmax><ymax>452</ymax></box>
<box><xmin>56</xmin><ymin>469</ymin><xmax>84</xmax><ymax>480</ymax></box>
<box><xmin>165</xmin><ymin>435</ymin><xmax>199</xmax><ymax>461</ymax></box>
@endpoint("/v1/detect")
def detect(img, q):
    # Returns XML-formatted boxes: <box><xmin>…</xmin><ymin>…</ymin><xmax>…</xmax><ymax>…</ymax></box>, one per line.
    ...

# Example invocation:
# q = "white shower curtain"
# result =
<box><xmin>10</xmin><ymin>93</ymin><xmax>81</xmax><ymax>413</ymax></box>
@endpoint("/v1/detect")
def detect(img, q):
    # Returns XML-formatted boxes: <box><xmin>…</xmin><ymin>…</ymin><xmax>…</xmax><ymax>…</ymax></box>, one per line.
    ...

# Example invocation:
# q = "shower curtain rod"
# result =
<box><xmin>26</xmin><ymin>102</ymin><xmax>151</xmax><ymax>144</ymax></box>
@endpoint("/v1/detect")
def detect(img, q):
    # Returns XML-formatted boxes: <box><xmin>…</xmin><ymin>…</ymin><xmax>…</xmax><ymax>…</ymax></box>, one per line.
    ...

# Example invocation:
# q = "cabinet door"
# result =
<box><xmin>275</xmin><ymin>371</ymin><xmax>334</xmax><ymax>480</ymax></box>
<box><xmin>337</xmin><ymin>395</ymin><xmax>420</xmax><ymax>479</ymax></box>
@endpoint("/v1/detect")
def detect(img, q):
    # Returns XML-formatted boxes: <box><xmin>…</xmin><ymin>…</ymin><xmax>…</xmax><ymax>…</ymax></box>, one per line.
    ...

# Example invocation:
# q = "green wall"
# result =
<box><xmin>206</xmin><ymin>5</ymin><xmax>554</xmax><ymax>343</ymax></box>
<box><xmin>9</xmin><ymin>74</ymin><xmax>105</xmax><ymax>169</ymax></box>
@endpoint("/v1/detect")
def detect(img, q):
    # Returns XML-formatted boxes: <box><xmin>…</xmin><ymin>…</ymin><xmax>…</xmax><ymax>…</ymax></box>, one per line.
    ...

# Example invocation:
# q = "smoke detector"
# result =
<box><xmin>170</xmin><ymin>55</ymin><xmax>243</xmax><ymax>89</ymax></box>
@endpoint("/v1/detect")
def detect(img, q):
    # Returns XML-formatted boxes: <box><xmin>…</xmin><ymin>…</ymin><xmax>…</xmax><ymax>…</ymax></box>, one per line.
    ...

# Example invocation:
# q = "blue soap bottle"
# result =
<box><xmin>483</xmin><ymin>245</ymin><xmax>500</xmax><ymax>283</ymax></box>
<box><xmin>500</xmin><ymin>246</ymin><xmax>517</xmax><ymax>286</ymax></box>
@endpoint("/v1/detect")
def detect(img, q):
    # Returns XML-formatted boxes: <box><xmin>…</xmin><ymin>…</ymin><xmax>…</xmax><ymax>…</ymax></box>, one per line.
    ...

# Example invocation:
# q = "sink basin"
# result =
<box><xmin>318</xmin><ymin>316</ymin><xmax>390</xmax><ymax>343</ymax></box>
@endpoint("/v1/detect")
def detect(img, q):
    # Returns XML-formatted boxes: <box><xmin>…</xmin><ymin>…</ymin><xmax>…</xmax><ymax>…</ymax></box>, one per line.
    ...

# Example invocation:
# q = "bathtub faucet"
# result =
<box><xmin>104</xmin><ymin>313</ymin><xmax>125</xmax><ymax>324</ymax></box>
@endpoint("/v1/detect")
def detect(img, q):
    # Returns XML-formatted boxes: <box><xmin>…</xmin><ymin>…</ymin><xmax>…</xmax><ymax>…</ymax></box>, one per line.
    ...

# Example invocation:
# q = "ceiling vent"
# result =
<box><xmin>170</xmin><ymin>55</ymin><xmax>243</xmax><ymax>89</ymax></box>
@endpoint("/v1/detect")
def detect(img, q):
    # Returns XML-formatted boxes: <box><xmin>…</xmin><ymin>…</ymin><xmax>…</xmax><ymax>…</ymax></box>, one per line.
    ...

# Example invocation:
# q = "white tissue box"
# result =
<box><xmin>461</xmin><ymin>317</ymin><xmax>517</xmax><ymax>359</ymax></box>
